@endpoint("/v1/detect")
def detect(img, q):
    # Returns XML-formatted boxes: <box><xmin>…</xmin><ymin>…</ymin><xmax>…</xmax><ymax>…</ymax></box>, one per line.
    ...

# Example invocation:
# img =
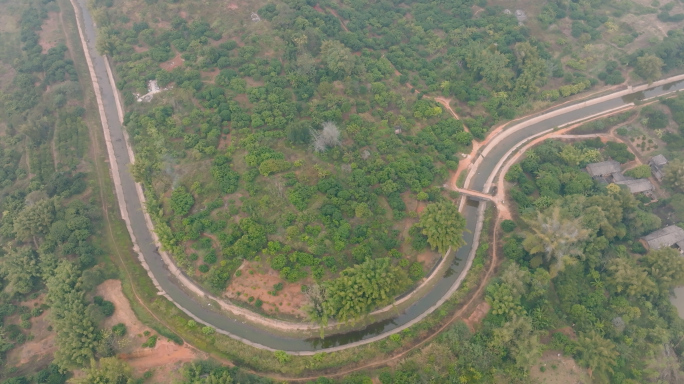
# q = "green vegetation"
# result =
<box><xmin>4</xmin><ymin>0</ymin><xmax>684</xmax><ymax>380</ymax></box>
<box><xmin>624</xmin><ymin>164</ymin><xmax>652</xmax><ymax>179</ymax></box>
<box><xmin>87</xmin><ymin>0</ymin><xmax>590</xmax><ymax>317</ymax></box>
<box><xmin>417</xmin><ymin>201</ymin><xmax>467</xmax><ymax>254</ymax></box>
<box><xmin>493</xmin><ymin>138</ymin><xmax>684</xmax><ymax>382</ymax></box>
<box><xmin>0</xmin><ymin>0</ymin><xmax>155</xmax><ymax>382</ymax></box>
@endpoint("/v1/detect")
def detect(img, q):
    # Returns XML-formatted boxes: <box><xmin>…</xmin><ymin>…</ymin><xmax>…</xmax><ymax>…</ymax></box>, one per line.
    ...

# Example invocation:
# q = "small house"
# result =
<box><xmin>616</xmin><ymin>179</ymin><xmax>654</xmax><ymax>194</ymax></box>
<box><xmin>586</xmin><ymin>160</ymin><xmax>621</xmax><ymax>178</ymax></box>
<box><xmin>649</xmin><ymin>154</ymin><xmax>668</xmax><ymax>182</ymax></box>
<box><xmin>641</xmin><ymin>225</ymin><xmax>684</xmax><ymax>252</ymax></box>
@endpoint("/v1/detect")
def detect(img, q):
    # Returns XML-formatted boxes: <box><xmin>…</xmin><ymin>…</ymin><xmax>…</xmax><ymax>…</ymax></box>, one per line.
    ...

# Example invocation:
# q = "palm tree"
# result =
<box><xmin>576</xmin><ymin>331</ymin><xmax>618</xmax><ymax>380</ymax></box>
<box><xmin>522</xmin><ymin>207</ymin><xmax>590</xmax><ymax>275</ymax></box>
<box><xmin>418</xmin><ymin>201</ymin><xmax>467</xmax><ymax>254</ymax></box>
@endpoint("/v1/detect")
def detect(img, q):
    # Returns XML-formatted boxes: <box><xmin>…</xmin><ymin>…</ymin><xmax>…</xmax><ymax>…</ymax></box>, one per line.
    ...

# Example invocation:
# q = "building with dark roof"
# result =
<box><xmin>641</xmin><ymin>225</ymin><xmax>684</xmax><ymax>252</ymax></box>
<box><xmin>649</xmin><ymin>154</ymin><xmax>668</xmax><ymax>182</ymax></box>
<box><xmin>616</xmin><ymin>178</ymin><xmax>654</xmax><ymax>194</ymax></box>
<box><xmin>586</xmin><ymin>160</ymin><xmax>621</xmax><ymax>178</ymax></box>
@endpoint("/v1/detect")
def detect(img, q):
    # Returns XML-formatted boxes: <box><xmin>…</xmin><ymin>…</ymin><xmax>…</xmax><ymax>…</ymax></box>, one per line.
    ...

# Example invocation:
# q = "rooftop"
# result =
<box><xmin>651</xmin><ymin>154</ymin><xmax>668</xmax><ymax>168</ymax></box>
<box><xmin>616</xmin><ymin>178</ymin><xmax>654</xmax><ymax>194</ymax></box>
<box><xmin>586</xmin><ymin>160</ymin><xmax>621</xmax><ymax>177</ymax></box>
<box><xmin>642</xmin><ymin>225</ymin><xmax>684</xmax><ymax>250</ymax></box>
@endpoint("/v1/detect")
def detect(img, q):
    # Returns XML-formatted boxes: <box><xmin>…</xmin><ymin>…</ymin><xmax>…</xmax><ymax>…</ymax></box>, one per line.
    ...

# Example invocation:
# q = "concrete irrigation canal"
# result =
<box><xmin>69</xmin><ymin>0</ymin><xmax>684</xmax><ymax>353</ymax></box>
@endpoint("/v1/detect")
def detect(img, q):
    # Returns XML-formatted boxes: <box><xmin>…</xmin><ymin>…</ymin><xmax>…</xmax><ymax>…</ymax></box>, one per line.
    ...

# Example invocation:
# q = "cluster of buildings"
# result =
<box><xmin>585</xmin><ymin>159</ymin><xmax>656</xmax><ymax>197</ymax></box>
<box><xmin>585</xmin><ymin>155</ymin><xmax>684</xmax><ymax>253</ymax></box>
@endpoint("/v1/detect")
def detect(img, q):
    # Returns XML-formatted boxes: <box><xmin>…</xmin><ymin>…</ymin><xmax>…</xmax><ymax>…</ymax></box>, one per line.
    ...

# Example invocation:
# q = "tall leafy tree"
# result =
<box><xmin>576</xmin><ymin>331</ymin><xmax>619</xmax><ymax>381</ymax></box>
<box><xmin>417</xmin><ymin>201</ymin><xmax>467</xmax><ymax>254</ymax></box>
<box><xmin>0</xmin><ymin>247</ymin><xmax>40</xmax><ymax>295</ymax></box>
<box><xmin>170</xmin><ymin>186</ymin><xmax>194</xmax><ymax>216</ymax></box>
<box><xmin>641</xmin><ymin>247</ymin><xmax>684</xmax><ymax>292</ymax></box>
<box><xmin>73</xmin><ymin>357</ymin><xmax>134</xmax><ymax>384</ymax></box>
<box><xmin>320</xmin><ymin>40</ymin><xmax>355</xmax><ymax>76</ymax></box>
<box><xmin>635</xmin><ymin>54</ymin><xmax>664</xmax><ymax>84</ymax></box>
<box><xmin>663</xmin><ymin>159</ymin><xmax>684</xmax><ymax>193</ymax></box>
<box><xmin>317</xmin><ymin>258</ymin><xmax>409</xmax><ymax>322</ymax></box>
<box><xmin>13</xmin><ymin>197</ymin><xmax>57</xmax><ymax>243</ymax></box>
<box><xmin>489</xmin><ymin>315</ymin><xmax>543</xmax><ymax>368</ymax></box>
<box><xmin>606</xmin><ymin>257</ymin><xmax>657</xmax><ymax>298</ymax></box>
<box><xmin>47</xmin><ymin>261</ymin><xmax>98</xmax><ymax>370</ymax></box>
<box><xmin>522</xmin><ymin>207</ymin><xmax>590</xmax><ymax>274</ymax></box>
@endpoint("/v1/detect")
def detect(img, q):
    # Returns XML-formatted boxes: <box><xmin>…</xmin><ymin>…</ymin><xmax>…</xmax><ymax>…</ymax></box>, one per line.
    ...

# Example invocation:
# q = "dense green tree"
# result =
<box><xmin>663</xmin><ymin>159</ymin><xmax>684</xmax><ymax>193</ymax></box>
<box><xmin>522</xmin><ymin>207</ymin><xmax>590</xmax><ymax>274</ymax></box>
<box><xmin>575</xmin><ymin>331</ymin><xmax>618</xmax><ymax>381</ymax></box>
<box><xmin>642</xmin><ymin>247</ymin><xmax>684</xmax><ymax>291</ymax></box>
<box><xmin>317</xmin><ymin>258</ymin><xmax>409</xmax><ymax>322</ymax></box>
<box><xmin>320</xmin><ymin>40</ymin><xmax>355</xmax><ymax>76</ymax></box>
<box><xmin>489</xmin><ymin>315</ymin><xmax>543</xmax><ymax>368</ymax></box>
<box><xmin>606</xmin><ymin>257</ymin><xmax>657</xmax><ymax>298</ymax></box>
<box><xmin>417</xmin><ymin>202</ymin><xmax>467</xmax><ymax>254</ymax></box>
<box><xmin>635</xmin><ymin>54</ymin><xmax>664</xmax><ymax>84</ymax></box>
<box><xmin>0</xmin><ymin>247</ymin><xmax>40</xmax><ymax>295</ymax></box>
<box><xmin>47</xmin><ymin>261</ymin><xmax>98</xmax><ymax>369</ymax></box>
<box><xmin>170</xmin><ymin>187</ymin><xmax>194</xmax><ymax>216</ymax></box>
<box><xmin>73</xmin><ymin>357</ymin><xmax>134</xmax><ymax>384</ymax></box>
<box><xmin>624</xmin><ymin>164</ymin><xmax>652</xmax><ymax>179</ymax></box>
<box><xmin>13</xmin><ymin>198</ymin><xmax>57</xmax><ymax>242</ymax></box>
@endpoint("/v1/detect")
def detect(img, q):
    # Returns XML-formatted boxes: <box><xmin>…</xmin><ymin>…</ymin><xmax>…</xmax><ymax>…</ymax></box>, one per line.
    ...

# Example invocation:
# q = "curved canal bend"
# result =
<box><xmin>71</xmin><ymin>0</ymin><xmax>684</xmax><ymax>353</ymax></box>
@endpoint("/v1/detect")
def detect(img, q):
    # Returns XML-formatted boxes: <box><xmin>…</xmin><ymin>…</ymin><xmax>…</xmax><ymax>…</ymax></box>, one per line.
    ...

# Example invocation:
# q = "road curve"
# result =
<box><xmin>69</xmin><ymin>0</ymin><xmax>684</xmax><ymax>353</ymax></box>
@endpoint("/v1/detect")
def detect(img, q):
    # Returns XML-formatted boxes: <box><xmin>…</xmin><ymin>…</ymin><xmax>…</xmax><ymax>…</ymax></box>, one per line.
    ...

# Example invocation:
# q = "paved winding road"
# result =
<box><xmin>69</xmin><ymin>0</ymin><xmax>684</xmax><ymax>354</ymax></box>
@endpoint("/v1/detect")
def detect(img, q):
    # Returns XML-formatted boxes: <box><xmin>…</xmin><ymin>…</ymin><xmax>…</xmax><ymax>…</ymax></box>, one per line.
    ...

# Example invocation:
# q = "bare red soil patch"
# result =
<box><xmin>463</xmin><ymin>301</ymin><xmax>490</xmax><ymax>331</ymax></box>
<box><xmin>160</xmin><ymin>51</ymin><xmax>184</xmax><ymax>71</ymax></box>
<box><xmin>122</xmin><ymin>339</ymin><xmax>198</xmax><ymax>381</ymax></box>
<box><xmin>96</xmin><ymin>280</ymin><xmax>201</xmax><ymax>376</ymax></box>
<box><xmin>225</xmin><ymin>262</ymin><xmax>309</xmax><ymax>319</ymax></box>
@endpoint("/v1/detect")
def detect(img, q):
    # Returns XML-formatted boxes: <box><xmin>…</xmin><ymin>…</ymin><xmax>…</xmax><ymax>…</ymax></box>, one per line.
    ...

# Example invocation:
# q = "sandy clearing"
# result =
<box><xmin>530</xmin><ymin>350</ymin><xmax>590</xmax><ymax>384</ymax></box>
<box><xmin>96</xmin><ymin>280</ymin><xmax>202</xmax><ymax>375</ymax></box>
<box><xmin>96</xmin><ymin>279</ymin><xmax>150</xmax><ymax>339</ymax></box>
<box><xmin>123</xmin><ymin>338</ymin><xmax>198</xmax><ymax>377</ymax></box>
<box><xmin>463</xmin><ymin>301</ymin><xmax>490</xmax><ymax>331</ymax></box>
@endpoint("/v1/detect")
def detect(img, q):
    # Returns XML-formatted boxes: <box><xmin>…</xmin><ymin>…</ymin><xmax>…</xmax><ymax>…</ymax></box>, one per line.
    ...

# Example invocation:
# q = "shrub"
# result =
<box><xmin>203</xmin><ymin>251</ymin><xmax>217</xmax><ymax>264</ymax></box>
<box><xmin>112</xmin><ymin>323</ymin><xmax>127</xmax><ymax>337</ymax></box>
<box><xmin>624</xmin><ymin>164</ymin><xmax>651</xmax><ymax>179</ymax></box>
<box><xmin>94</xmin><ymin>296</ymin><xmax>115</xmax><ymax>317</ymax></box>
<box><xmin>274</xmin><ymin>350</ymin><xmax>291</xmax><ymax>364</ymax></box>
<box><xmin>99</xmin><ymin>301</ymin><xmax>114</xmax><ymax>317</ymax></box>
<box><xmin>501</xmin><ymin>220</ymin><xmax>517</xmax><ymax>233</ymax></box>
<box><xmin>142</xmin><ymin>335</ymin><xmax>157</xmax><ymax>348</ymax></box>
<box><xmin>198</xmin><ymin>264</ymin><xmax>210</xmax><ymax>273</ymax></box>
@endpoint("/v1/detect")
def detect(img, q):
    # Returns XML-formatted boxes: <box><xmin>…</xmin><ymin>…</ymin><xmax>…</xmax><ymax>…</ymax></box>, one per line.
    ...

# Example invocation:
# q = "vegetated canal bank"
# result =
<box><xmin>71</xmin><ymin>0</ymin><xmax>684</xmax><ymax>352</ymax></box>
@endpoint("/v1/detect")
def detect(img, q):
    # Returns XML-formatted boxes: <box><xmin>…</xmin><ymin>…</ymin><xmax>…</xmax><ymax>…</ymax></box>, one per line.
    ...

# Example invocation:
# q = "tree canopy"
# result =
<box><xmin>417</xmin><ymin>201</ymin><xmax>467</xmax><ymax>254</ymax></box>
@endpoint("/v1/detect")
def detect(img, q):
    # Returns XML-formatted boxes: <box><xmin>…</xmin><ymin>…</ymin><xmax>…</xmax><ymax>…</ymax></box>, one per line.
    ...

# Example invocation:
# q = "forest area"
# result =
<box><xmin>86</xmin><ymin>0</ymin><xmax>682</xmax><ymax>326</ymax></box>
<box><xmin>4</xmin><ymin>0</ymin><xmax>684</xmax><ymax>381</ymax></box>
<box><xmin>0</xmin><ymin>1</ymin><xmax>265</xmax><ymax>383</ymax></box>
